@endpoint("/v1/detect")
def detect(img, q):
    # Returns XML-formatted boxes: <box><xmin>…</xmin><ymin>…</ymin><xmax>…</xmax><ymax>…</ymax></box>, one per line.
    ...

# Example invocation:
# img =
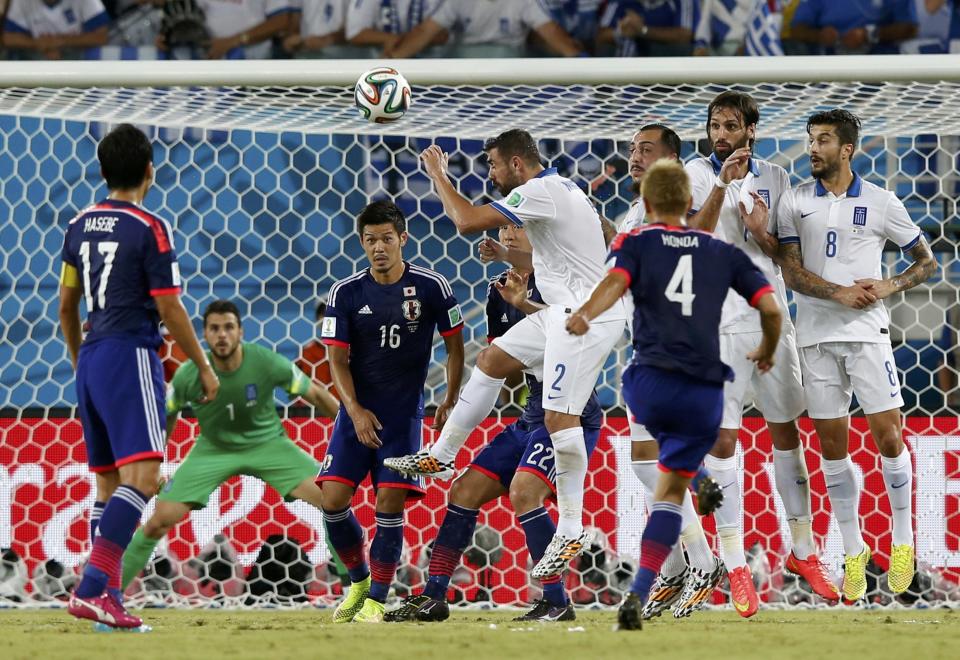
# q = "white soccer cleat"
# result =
<box><xmin>531</xmin><ymin>531</ymin><xmax>591</xmax><ymax>579</ymax></box>
<box><xmin>383</xmin><ymin>451</ymin><xmax>455</xmax><ymax>480</ymax></box>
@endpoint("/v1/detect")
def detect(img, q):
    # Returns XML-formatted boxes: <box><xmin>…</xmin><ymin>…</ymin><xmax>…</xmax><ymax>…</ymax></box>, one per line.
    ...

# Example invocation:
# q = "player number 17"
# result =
<box><xmin>665</xmin><ymin>254</ymin><xmax>695</xmax><ymax>316</ymax></box>
<box><xmin>78</xmin><ymin>240</ymin><xmax>119</xmax><ymax>311</ymax></box>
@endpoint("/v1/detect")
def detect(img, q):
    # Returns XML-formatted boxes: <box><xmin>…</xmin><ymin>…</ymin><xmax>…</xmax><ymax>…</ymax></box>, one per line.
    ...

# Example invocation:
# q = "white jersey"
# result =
<box><xmin>290</xmin><ymin>0</ymin><xmax>346</xmax><ymax>37</ymax></box>
<box><xmin>5</xmin><ymin>0</ymin><xmax>108</xmax><ymax>36</ymax></box>
<box><xmin>776</xmin><ymin>175</ymin><xmax>922</xmax><ymax>347</ymax></box>
<box><xmin>199</xmin><ymin>0</ymin><xmax>292</xmax><ymax>38</ymax></box>
<box><xmin>687</xmin><ymin>155</ymin><xmax>792</xmax><ymax>334</ymax></box>
<box><xmin>490</xmin><ymin>168</ymin><xmax>624</xmax><ymax>320</ymax></box>
<box><xmin>432</xmin><ymin>0</ymin><xmax>552</xmax><ymax>47</ymax></box>
<box><xmin>617</xmin><ymin>198</ymin><xmax>646</xmax><ymax>233</ymax></box>
<box><xmin>345</xmin><ymin>0</ymin><xmax>443</xmax><ymax>39</ymax></box>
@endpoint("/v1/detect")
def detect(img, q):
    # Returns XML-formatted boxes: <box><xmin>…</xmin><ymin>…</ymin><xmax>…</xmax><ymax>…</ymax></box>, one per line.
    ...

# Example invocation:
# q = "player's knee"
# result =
<box><xmin>449</xmin><ymin>478</ymin><xmax>478</xmax><ymax>509</ymax></box>
<box><xmin>874</xmin><ymin>426</ymin><xmax>904</xmax><ymax>457</ymax></box>
<box><xmin>543</xmin><ymin>410</ymin><xmax>577</xmax><ymax>435</ymax></box>
<box><xmin>508</xmin><ymin>482</ymin><xmax>546</xmax><ymax>515</ymax></box>
<box><xmin>143</xmin><ymin>514</ymin><xmax>175</xmax><ymax>539</ymax></box>
<box><xmin>710</xmin><ymin>429</ymin><xmax>738</xmax><ymax>457</ymax></box>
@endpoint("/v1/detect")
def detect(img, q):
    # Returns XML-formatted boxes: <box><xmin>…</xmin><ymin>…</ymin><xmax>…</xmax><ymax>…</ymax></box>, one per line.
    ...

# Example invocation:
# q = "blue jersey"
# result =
<box><xmin>609</xmin><ymin>224</ymin><xmax>772</xmax><ymax>384</ymax></box>
<box><xmin>322</xmin><ymin>262</ymin><xmax>462</xmax><ymax>417</ymax></box>
<box><xmin>485</xmin><ymin>271</ymin><xmax>602</xmax><ymax>431</ymax></box>
<box><xmin>61</xmin><ymin>199</ymin><xmax>181</xmax><ymax>350</ymax></box>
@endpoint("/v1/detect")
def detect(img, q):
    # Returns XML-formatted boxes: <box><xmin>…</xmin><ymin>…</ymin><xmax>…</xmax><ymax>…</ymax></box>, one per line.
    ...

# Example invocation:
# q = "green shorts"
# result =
<box><xmin>160</xmin><ymin>437</ymin><xmax>319</xmax><ymax>509</ymax></box>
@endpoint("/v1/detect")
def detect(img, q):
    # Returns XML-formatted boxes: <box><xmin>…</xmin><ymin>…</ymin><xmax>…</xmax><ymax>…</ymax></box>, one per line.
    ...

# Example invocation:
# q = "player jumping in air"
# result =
<box><xmin>59</xmin><ymin>124</ymin><xmax>219</xmax><ymax>629</ymax></box>
<box><xmin>120</xmin><ymin>300</ymin><xmax>340</xmax><ymax>594</ymax></box>
<box><xmin>317</xmin><ymin>200</ymin><xmax>465</xmax><ymax>623</ymax></box>
<box><xmin>565</xmin><ymin>159</ymin><xmax>782</xmax><ymax>631</ymax></box>
<box><xmin>386</xmin><ymin>129</ymin><xmax>627</xmax><ymax>579</ymax></box>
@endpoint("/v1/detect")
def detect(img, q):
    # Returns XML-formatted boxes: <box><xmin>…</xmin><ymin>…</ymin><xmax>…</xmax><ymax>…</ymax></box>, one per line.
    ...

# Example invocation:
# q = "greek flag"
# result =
<box><xmin>744</xmin><ymin>0</ymin><xmax>783</xmax><ymax>57</ymax></box>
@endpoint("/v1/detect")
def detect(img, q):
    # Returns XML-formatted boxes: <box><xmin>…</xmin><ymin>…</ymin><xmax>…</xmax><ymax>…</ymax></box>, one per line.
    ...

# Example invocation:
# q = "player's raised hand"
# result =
<box><xmin>739</xmin><ymin>191</ymin><xmax>768</xmax><ymax>235</ymax></box>
<box><xmin>719</xmin><ymin>147</ymin><xmax>751</xmax><ymax>184</ymax></box>
<box><xmin>478</xmin><ymin>237</ymin><xmax>508</xmax><ymax>264</ymax></box>
<box><xmin>566</xmin><ymin>310</ymin><xmax>590</xmax><ymax>336</ymax></box>
<box><xmin>420</xmin><ymin>145</ymin><xmax>449</xmax><ymax>181</ymax></box>
<box><xmin>833</xmin><ymin>283</ymin><xmax>878</xmax><ymax>309</ymax></box>
<box><xmin>197</xmin><ymin>366</ymin><xmax>220</xmax><ymax>404</ymax></box>
<box><xmin>747</xmin><ymin>345</ymin><xmax>776</xmax><ymax>374</ymax></box>
<box><xmin>350</xmin><ymin>406</ymin><xmax>383</xmax><ymax>448</ymax></box>
<box><xmin>495</xmin><ymin>269</ymin><xmax>530</xmax><ymax>309</ymax></box>
<box><xmin>854</xmin><ymin>277</ymin><xmax>897</xmax><ymax>300</ymax></box>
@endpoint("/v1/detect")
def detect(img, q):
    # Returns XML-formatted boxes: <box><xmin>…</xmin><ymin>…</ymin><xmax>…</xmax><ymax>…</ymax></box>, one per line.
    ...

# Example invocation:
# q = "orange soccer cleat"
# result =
<box><xmin>785</xmin><ymin>552</ymin><xmax>841</xmax><ymax>603</ymax></box>
<box><xmin>728</xmin><ymin>566</ymin><xmax>759</xmax><ymax>618</ymax></box>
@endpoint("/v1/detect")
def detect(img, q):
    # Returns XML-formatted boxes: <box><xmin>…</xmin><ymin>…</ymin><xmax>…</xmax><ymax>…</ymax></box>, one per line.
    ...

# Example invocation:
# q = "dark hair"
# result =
<box><xmin>315</xmin><ymin>299</ymin><xmax>327</xmax><ymax>319</ymax></box>
<box><xmin>483</xmin><ymin>129</ymin><xmax>541</xmax><ymax>166</ymax></box>
<box><xmin>640</xmin><ymin>123</ymin><xmax>682</xmax><ymax>157</ymax></box>
<box><xmin>97</xmin><ymin>124</ymin><xmax>153</xmax><ymax>190</ymax></box>
<box><xmin>806</xmin><ymin>109</ymin><xmax>861</xmax><ymax>150</ymax></box>
<box><xmin>203</xmin><ymin>300</ymin><xmax>241</xmax><ymax>327</ymax></box>
<box><xmin>707</xmin><ymin>91</ymin><xmax>760</xmax><ymax>133</ymax></box>
<box><xmin>357</xmin><ymin>200</ymin><xmax>407</xmax><ymax>236</ymax></box>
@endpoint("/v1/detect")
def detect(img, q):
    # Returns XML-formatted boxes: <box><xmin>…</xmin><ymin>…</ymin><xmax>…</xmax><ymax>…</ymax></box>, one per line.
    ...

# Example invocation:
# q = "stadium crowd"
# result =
<box><xmin>1</xmin><ymin>0</ymin><xmax>959</xmax><ymax>61</ymax></box>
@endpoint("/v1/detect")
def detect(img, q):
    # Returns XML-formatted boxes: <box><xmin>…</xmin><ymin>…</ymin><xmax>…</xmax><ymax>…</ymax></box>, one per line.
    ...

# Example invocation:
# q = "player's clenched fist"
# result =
<box><xmin>420</xmin><ymin>145</ymin><xmax>449</xmax><ymax>180</ymax></box>
<box><xmin>566</xmin><ymin>311</ymin><xmax>591</xmax><ymax>336</ymax></box>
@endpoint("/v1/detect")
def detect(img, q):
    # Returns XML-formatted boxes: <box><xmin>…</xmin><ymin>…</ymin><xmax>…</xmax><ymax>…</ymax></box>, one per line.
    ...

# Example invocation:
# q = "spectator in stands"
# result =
<box><xmin>160</xmin><ymin>0</ymin><xmax>294</xmax><ymax>59</ymax></box>
<box><xmin>283</xmin><ymin>0</ymin><xmax>355</xmax><ymax>57</ymax></box>
<box><xmin>537</xmin><ymin>0</ymin><xmax>602</xmax><ymax>53</ymax></box>
<box><xmin>900</xmin><ymin>0</ymin><xmax>955</xmax><ymax>53</ymax></box>
<box><xmin>597</xmin><ymin>0</ymin><xmax>699</xmax><ymax>57</ymax></box>
<box><xmin>296</xmin><ymin>299</ymin><xmax>337</xmax><ymax>399</ymax></box>
<box><xmin>696</xmin><ymin>0</ymin><xmax>778</xmax><ymax>56</ymax></box>
<box><xmin>2</xmin><ymin>0</ymin><xmax>109</xmax><ymax>59</ymax></box>
<box><xmin>345</xmin><ymin>0</ymin><xmax>446</xmax><ymax>58</ymax></box>
<box><xmin>937</xmin><ymin>305</ymin><xmax>960</xmax><ymax>408</ymax></box>
<box><xmin>789</xmin><ymin>0</ymin><xmax>918</xmax><ymax>55</ymax></box>
<box><xmin>388</xmin><ymin>0</ymin><xmax>583</xmax><ymax>58</ymax></box>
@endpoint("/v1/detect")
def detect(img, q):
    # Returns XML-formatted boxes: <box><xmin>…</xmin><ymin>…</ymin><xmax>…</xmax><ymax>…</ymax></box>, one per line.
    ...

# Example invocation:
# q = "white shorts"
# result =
<box><xmin>492</xmin><ymin>304</ymin><xmax>624</xmax><ymax>416</ymax></box>
<box><xmin>720</xmin><ymin>325</ymin><xmax>806</xmax><ymax>429</ymax></box>
<box><xmin>798</xmin><ymin>342</ymin><xmax>905</xmax><ymax>418</ymax></box>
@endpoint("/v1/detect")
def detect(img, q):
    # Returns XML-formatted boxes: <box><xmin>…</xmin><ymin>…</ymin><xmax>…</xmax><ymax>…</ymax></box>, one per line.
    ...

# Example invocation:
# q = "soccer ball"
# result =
<box><xmin>354</xmin><ymin>66</ymin><xmax>412</xmax><ymax>124</ymax></box>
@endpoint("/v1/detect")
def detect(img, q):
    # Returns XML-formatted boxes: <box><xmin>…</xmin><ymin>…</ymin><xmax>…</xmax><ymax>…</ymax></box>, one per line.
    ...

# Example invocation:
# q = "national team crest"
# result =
<box><xmin>853</xmin><ymin>207</ymin><xmax>867</xmax><ymax>226</ymax></box>
<box><xmin>245</xmin><ymin>384</ymin><xmax>258</xmax><ymax>406</ymax></box>
<box><xmin>402</xmin><ymin>299</ymin><xmax>422</xmax><ymax>321</ymax></box>
<box><xmin>757</xmin><ymin>189</ymin><xmax>770</xmax><ymax>208</ymax></box>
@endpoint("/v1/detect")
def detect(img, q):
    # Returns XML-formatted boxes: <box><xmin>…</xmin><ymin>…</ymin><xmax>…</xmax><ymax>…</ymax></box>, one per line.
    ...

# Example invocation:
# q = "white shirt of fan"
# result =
<box><xmin>344</xmin><ymin>0</ymin><xmax>445</xmax><ymax>40</ymax></box>
<box><xmin>431</xmin><ymin>0</ymin><xmax>553</xmax><ymax>47</ymax></box>
<box><xmin>288</xmin><ymin>0</ymin><xmax>347</xmax><ymax>38</ymax></box>
<box><xmin>5</xmin><ymin>0</ymin><xmax>109</xmax><ymax>37</ymax></box>
<box><xmin>776</xmin><ymin>174</ymin><xmax>922</xmax><ymax>348</ymax></box>
<box><xmin>198</xmin><ymin>0</ymin><xmax>294</xmax><ymax>39</ymax></box>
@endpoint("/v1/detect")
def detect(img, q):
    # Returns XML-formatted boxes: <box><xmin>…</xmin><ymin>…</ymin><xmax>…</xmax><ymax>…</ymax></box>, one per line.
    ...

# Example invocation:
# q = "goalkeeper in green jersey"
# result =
<box><xmin>121</xmin><ymin>299</ymin><xmax>340</xmax><ymax>591</ymax></box>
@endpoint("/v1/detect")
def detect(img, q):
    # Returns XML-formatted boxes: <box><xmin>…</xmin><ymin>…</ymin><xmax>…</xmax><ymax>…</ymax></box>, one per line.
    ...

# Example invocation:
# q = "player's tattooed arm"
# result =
<box><xmin>856</xmin><ymin>237</ymin><xmax>937</xmax><ymax>299</ymax></box>
<box><xmin>739</xmin><ymin>192</ymin><xmax>779</xmax><ymax>259</ymax></box>
<box><xmin>599</xmin><ymin>216</ymin><xmax>618</xmax><ymax>247</ymax></box>
<box><xmin>779</xmin><ymin>242</ymin><xmax>877</xmax><ymax>310</ymax></box>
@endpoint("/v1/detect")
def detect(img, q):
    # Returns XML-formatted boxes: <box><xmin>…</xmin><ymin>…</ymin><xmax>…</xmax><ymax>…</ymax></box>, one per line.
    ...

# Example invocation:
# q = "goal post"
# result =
<box><xmin>1</xmin><ymin>56</ymin><xmax>959</xmax><ymax>608</ymax></box>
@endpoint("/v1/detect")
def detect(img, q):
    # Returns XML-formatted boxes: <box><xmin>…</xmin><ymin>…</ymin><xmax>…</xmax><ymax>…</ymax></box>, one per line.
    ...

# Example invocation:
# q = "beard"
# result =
<box><xmin>810</xmin><ymin>156</ymin><xmax>838</xmax><ymax>179</ymax></box>
<box><xmin>211</xmin><ymin>342</ymin><xmax>239</xmax><ymax>360</ymax></box>
<box><xmin>712</xmin><ymin>134</ymin><xmax>750</xmax><ymax>162</ymax></box>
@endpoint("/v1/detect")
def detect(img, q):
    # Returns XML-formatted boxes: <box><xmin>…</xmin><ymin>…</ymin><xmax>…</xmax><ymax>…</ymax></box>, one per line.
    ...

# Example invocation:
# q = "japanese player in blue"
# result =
<box><xmin>383</xmin><ymin>224</ymin><xmax>603</xmax><ymax>624</ymax></box>
<box><xmin>565</xmin><ymin>159</ymin><xmax>782</xmax><ymax>631</ymax></box>
<box><xmin>317</xmin><ymin>200</ymin><xmax>465</xmax><ymax>623</ymax></box>
<box><xmin>58</xmin><ymin>124</ymin><xmax>219</xmax><ymax>629</ymax></box>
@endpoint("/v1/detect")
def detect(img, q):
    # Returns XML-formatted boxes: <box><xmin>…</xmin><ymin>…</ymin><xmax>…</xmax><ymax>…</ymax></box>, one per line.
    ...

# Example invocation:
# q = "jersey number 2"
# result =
<box><xmin>78</xmin><ymin>240</ymin><xmax>119</xmax><ymax>311</ymax></box>
<box><xmin>665</xmin><ymin>254</ymin><xmax>695</xmax><ymax>317</ymax></box>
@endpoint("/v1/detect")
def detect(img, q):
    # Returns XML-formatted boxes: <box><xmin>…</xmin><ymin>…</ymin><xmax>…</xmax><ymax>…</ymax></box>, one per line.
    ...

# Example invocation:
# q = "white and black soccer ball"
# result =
<box><xmin>354</xmin><ymin>66</ymin><xmax>412</xmax><ymax>124</ymax></box>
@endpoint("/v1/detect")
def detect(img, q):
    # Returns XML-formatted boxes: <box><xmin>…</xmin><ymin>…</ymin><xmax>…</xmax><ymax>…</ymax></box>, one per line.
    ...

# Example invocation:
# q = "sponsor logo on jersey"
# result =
<box><xmin>501</xmin><ymin>313</ymin><xmax>509</xmax><ymax>322</ymax></box>
<box><xmin>505</xmin><ymin>191</ymin><xmax>525</xmax><ymax>207</ymax></box>
<box><xmin>245</xmin><ymin>384</ymin><xmax>257</xmax><ymax>406</ymax></box>
<box><xmin>448</xmin><ymin>305</ymin><xmax>463</xmax><ymax>326</ymax></box>
<box><xmin>757</xmin><ymin>189</ymin><xmax>770</xmax><ymax>208</ymax></box>
<box><xmin>402</xmin><ymin>299</ymin><xmax>422</xmax><ymax>321</ymax></box>
<box><xmin>321</xmin><ymin>316</ymin><xmax>337</xmax><ymax>337</ymax></box>
<box><xmin>403</xmin><ymin>286</ymin><xmax>416</xmax><ymax>297</ymax></box>
<box><xmin>853</xmin><ymin>206</ymin><xmax>867</xmax><ymax>226</ymax></box>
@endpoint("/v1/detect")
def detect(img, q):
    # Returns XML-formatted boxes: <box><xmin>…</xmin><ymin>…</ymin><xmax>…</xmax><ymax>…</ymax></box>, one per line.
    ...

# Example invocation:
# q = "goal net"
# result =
<box><xmin>2</xmin><ymin>57</ymin><xmax>959</xmax><ymax>609</ymax></box>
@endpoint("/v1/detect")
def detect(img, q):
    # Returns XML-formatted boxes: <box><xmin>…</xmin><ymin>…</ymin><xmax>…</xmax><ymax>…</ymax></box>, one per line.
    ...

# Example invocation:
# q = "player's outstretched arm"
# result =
<box><xmin>855</xmin><ymin>237</ymin><xmax>937</xmax><ymax>300</ymax></box>
<box><xmin>155</xmin><ymin>294</ymin><xmax>219</xmax><ymax>403</ymax></box>
<box><xmin>478</xmin><ymin>237</ymin><xmax>534</xmax><ymax>272</ymax></box>
<box><xmin>746</xmin><ymin>293</ymin><xmax>781</xmax><ymax>374</ymax></box>
<box><xmin>778</xmin><ymin>243</ymin><xmax>877</xmax><ymax>310</ymax></box>
<box><xmin>58</xmin><ymin>272</ymin><xmax>83</xmax><ymax>370</ymax></box>
<box><xmin>433</xmin><ymin>331</ymin><xmax>465</xmax><ymax>431</ymax></box>
<box><xmin>420</xmin><ymin>145</ymin><xmax>510</xmax><ymax>235</ymax></box>
<box><xmin>566</xmin><ymin>270</ymin><xmax>630</xmax><ymax>335</ymax></box>
<box><xmin>688</xmin><ymin>147</ymin><xmax>751</xmax><ymax>233</ymax></box>
<box><xmin>301</xmin><ymin>380</ymin><xmax>340</xmax><ymax>418</ymax></box>
<box><xmin>326</xmin><ymin>344</ymin><xmax>382</xmax><ymax>448</ymax></box>
<box><xmin>739</xmin><ymin>192</ymin><xmax>779</xmax><ymax>259</ymax></box>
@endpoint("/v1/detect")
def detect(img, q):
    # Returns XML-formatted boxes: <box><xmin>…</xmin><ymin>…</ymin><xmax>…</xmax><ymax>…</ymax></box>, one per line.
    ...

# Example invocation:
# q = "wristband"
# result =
<box><xmin>640</xmin><ymin>25</ymin><xmax>649</xmax><ymax>38</ymax></box>
<box><xmin>715</xmin><ymin>175</ymin><xmax>730</xmax><ymax>189</ymax></box>
<box><xmin>865</xmin><ymin>24</ymin><xmax>878</xmax><ymax>45</ymax></box>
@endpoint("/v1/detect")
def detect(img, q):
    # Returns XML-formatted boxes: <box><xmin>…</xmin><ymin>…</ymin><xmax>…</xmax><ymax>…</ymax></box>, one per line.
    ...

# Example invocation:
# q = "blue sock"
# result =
<box><xmin>424</xmin><ymin>504</ymin><xmax>478</xmax><ymax>600</ymax></box>
<box><xmin>369</xmin><ymin>512</ymin><xmax>404</xmax><ymax>603</ymax></box>
<box><xmin>322</xmin><ymin>507</ymin><xmax>369</xmax><ymax>584</ymax></box>
<box><xmin>90</xmin><ymin>501</ymin><xmax>106</xmax><ymax>541</ymax></box>
<box><xmin>631</xmin><ymin>501</ymin><xmax>683</xmax><ymax>605</ymax></box>
<box><xmin>76</xmin><ymin>485</ymin><xmax>149</xmax><ymax>599</ymax></box>
<box><xmin>518</xmin><ymin>507</ymin><xmax>567</xmax><ymax>606</ymax></box>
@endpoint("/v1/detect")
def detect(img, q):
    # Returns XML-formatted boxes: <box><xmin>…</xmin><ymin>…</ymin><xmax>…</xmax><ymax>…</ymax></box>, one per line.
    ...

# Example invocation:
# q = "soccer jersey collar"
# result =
<box><xmin>815</xmin><ymin>173</ymin><xmax>863</xmax><ymax>198</ymax></box>
<box><xmin>709</xmin><ymin>153</ymin><xmax>760</xmax><ymax>177</ymax></box>
<box><xmin>534</xmin><ymin>167</ymin><xmax>558</xmax><ymax>179</ymax></box>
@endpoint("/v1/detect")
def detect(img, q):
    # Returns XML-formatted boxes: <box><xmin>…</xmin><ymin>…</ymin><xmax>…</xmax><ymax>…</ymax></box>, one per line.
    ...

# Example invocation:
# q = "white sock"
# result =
<box><xmin>822</xmin><ymin>457</ymin><xmax>865</xmax><ymax>556</ymax></box>
<box><xmin>681</xmin><ymin>521</ymin><xmax>716</xmax><ymax>574</ymax></box>
<box><xmin>552</xmin><ymin>427</ymin><xmax>587</xmax><ymax>538</ymax></box>
<box><xmin>429</xmin><ymin>369</ymin><xmax>505</xmax><ymax>463</ymax></box>
<box><xmin>881</xmin><ymin>447</ymin><xmax>914</xmax><ymax>547</ymax></box>
<box><xmin>632</xmin><ymin>459</ymin><xmax>686</xmax><ymax>577</ymax></box>
<box><xmin>631</xmin><ymin>459</ymin><xmax>659</xmax><ymax>498</ymax></box>
<box><xmin>772</xmin><ymin>446</ymin><xmax>816</xmax><ymax>558</ymax></box>
<box><xmin>704</xmin><ymin>454</ymin><xmax>746</xmax><ymax>570</ymax></box>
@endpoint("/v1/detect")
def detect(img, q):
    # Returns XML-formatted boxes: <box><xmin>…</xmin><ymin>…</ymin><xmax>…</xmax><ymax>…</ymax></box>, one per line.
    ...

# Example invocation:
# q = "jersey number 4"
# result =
<box><xmin>78</xmin><ymin>241</ymin><xmax>119</xmax><ymax>311</ymax></box>
<box><xmin>665</xmin><ymin>254</ymin><xmax>695</xmax><ymax>317</ymax></box>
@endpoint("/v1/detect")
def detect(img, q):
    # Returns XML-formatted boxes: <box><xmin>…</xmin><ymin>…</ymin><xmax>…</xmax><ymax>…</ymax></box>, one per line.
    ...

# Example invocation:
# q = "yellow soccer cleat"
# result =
<box><xmin>887</xmin><ymin>545</ymin><xmax>915</xmax><ymax>594</ymax></box>
<box><xmin>352</xmin><ymin>598</ymin><xmax>385</xmax><ymax>623</ymax></box>
<box><xmin>842</xmin><ymin>546</ymin><xmax>871</xmax><ymax>602</ymax></box>
<box><xmin>332</xmin><ymin>576</ymin><xmax>371</xmax><ymax>624</ymax></box>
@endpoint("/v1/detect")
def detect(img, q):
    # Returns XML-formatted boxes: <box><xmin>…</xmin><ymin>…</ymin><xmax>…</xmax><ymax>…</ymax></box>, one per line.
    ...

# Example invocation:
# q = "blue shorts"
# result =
<box><xmin>76</xmin><ymin>340</ymin><xmax>167</xmax><ymax>472</ymax></box>
<box><xmin>470</xmin><ymin>422</ymin><xmax>601</xmax><ymax>495</ymax></box>
<box><xmin>622</xmin><ymin>364</ymin><xmax>723</xmax><ymax>477</ymax></box>
<box><xmin>317</xmin><ymin>407</ymin><xmax>426</xmax><ymax>499</ymax></box>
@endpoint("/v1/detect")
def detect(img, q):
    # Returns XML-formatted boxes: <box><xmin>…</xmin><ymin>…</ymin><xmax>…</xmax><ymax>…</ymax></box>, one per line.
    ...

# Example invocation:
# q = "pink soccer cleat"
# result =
<box><xmin>68</xmin><ymin>592</ymin><xmax>143</xmax><ymax>629</ymax></box>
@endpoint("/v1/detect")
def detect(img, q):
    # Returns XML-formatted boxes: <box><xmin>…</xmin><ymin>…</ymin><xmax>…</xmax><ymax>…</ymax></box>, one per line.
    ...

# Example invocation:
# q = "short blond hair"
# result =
<box><xmin>640</xmin><ymin>159</ymin><xmax>692</xmax><ymax>218</ymax></box>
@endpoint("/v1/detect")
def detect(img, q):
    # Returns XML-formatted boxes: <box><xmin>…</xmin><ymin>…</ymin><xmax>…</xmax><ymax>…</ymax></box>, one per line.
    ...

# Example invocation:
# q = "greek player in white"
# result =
<box><xmin>385</xmin><ymin>129</ymin><xmax>626</xmax><ymax>576</ymax></box>
<box><xmin>771</xmin><ymin>109</ymin><xmax>936</xmax><ymax>602</ymax></box>
<box><xmin>686</xmin><ymin>91</ymin><xmax>839</xmax><ymax>616</ymax></box>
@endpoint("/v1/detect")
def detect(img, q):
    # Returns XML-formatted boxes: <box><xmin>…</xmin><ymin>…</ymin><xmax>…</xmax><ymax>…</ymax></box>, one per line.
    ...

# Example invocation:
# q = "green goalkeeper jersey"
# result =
<box><xmin>167</xmin><ymin>342</ymin><xmax>310</xmax><ymax>447</ymax></box>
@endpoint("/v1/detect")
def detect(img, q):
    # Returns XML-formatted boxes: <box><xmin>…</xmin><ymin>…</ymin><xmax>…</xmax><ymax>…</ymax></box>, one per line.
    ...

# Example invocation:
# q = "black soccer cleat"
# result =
<box><xmin>617</xmin><ymin>593</ymin><xmax>644</xmax><ymax>631</ymax></box>
<box><xmin>695</xmin><ymin>475</ymin><xmax>724</xmax><ymax>516</ymax></box>
<box><xmin>513</xmin><ymin>598</ymin><xmax>551</xmax><ymax>621</ymax></box>
<box><xmin>384</xmin><ymin>594</ymin><xmax>432</xmax><ymax>622</ymax></box>
<box><xmin>534</xmin><ymin>603</ymin><xmax>576</xmax><ymax>622</ymax></box>
<box><xmin>413</xmin><ymin>596</ymin><xmax>449</xmax><ymax>622</ymax></box>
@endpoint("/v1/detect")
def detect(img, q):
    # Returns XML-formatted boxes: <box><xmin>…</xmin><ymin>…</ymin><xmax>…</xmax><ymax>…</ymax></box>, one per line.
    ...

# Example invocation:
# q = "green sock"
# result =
<box><xmin>122</xmin><ymin>528</ymin><xmax>161</xmax><ymax>590</ymax></box>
